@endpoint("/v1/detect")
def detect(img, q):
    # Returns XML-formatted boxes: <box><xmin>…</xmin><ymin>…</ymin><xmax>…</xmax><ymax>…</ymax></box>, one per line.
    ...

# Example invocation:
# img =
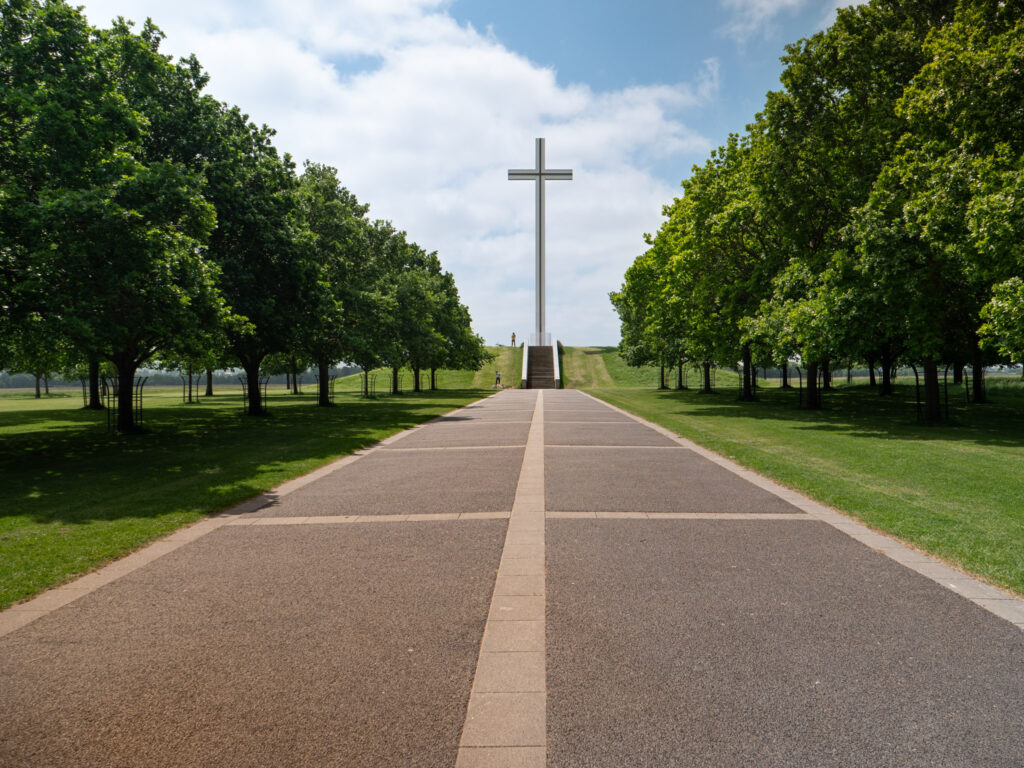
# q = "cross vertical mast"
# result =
<box><xmin>508</xmin><ymin>138</ymin><xmax>573</xmax><ymax>345</ymax></box>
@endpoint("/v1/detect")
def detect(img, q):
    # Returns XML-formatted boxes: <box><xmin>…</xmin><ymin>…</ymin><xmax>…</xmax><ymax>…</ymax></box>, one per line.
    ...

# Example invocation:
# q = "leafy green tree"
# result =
<box><xmin>429</xmin><ymin>271</ymin><xmax>489</xmax><ymax>389</ymax></box>
<box><xmin>610</xmin><ymin>251</ymin><xmax>666</xmax><ymax>386</ymax></box>
<box><xmin>296</xmin><ymin>162</ymin><xmax>370</xmax><ymax>406</ymax></box>
<box><xmin>883</xmin><ymin>0</ymin><xmax>1024</xmax><ymax>403</ymax></box>
<box><xmin>659</xmin><ymin>134</ymin><xmax>781</xmax><ymax>399</ymax></box>
<box><xmin>1</xmin><ymin>0</ymin><xmax>137</xmax><ymax>410</ymax></box>
<box><xmin>981</xmin><ymin>278</ymin><xmax>1024</xmax><ymax>364</ymax></box>
<box><xmin>755</xmin><ymin>0</ymin><xmax>956</xmax><ymax>411</ymax></box>
<box><xmin>397</xmin><ymin>248</ymin><xmax>447</xmax><ymax>393</ymax></box>
<box><xmin>6</xmin><ymin>313</ymin><xmax>67</xmax><ymax>397</ymax></box>
<box><xmin>202</xmin><ymin>107</ymin><xmax>314</xmax><ymax>415</ymax></box>
<box><xmin>11</xmin><ymin>14</ymin><xmax>227</xmax><ymax>431</ymax></box>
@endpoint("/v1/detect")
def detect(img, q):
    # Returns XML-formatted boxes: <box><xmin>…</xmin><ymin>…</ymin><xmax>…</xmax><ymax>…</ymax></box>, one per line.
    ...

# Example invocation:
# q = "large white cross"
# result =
<box><xmin>508</xmin><ymin>138</ymin><xmax>572</xmax><ymax>344</ymax></box>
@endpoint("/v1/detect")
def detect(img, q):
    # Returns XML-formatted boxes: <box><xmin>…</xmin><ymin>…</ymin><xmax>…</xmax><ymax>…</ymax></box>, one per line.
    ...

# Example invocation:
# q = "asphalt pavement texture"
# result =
<box><xmin>2</xmin><ymin>387</ymin><xmax>1022</xmax><ymax>767</ymax></box>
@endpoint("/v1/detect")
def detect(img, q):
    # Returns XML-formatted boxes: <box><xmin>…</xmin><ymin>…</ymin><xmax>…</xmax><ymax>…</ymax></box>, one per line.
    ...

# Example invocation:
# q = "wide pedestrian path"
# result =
<box><xmin>1</xmin><ymin>389</ymin><xmax>1022</xmax><ymax>767</ymax></box>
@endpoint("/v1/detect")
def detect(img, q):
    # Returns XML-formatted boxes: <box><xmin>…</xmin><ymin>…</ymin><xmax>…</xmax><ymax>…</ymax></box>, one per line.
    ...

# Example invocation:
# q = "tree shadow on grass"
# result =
<box><xmin>625</xmin><ymin>384</ymin><xmax>1024</xmax><ymax>449</ymax></box>
<box><xmin>0</xmin><ymin>389</ymin><xmax>489</xmax><ymax>525</ymax></box>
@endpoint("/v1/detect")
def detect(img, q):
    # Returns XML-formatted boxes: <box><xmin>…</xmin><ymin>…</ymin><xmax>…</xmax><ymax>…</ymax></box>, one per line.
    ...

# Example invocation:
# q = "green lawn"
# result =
<box><xmin>0</xmin><ymin>371</ymin><xmax>494</xmax><ymax>609</ymax></box>
<box><xmin>564</xmin><ymin>347</ymin><xmax>1024</xmax><ymax>596</ymax></box>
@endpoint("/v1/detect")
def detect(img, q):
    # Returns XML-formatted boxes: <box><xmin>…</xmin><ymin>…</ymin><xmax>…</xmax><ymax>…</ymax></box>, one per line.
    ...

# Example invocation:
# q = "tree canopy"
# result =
<box><xmin>614</xmin><ymin>0</ymin><xmax>1023</xmax><ymax>421</ymax></box>
<box><xmin>0</xmin><ymin>0</ymin><xmax>487</xmax><ymax>427</ymax></box>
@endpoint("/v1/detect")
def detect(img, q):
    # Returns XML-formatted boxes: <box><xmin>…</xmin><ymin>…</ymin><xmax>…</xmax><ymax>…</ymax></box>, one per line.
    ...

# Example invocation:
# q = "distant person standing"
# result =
<box><xmin>495</xmin><ymin>370</ymin><xmax>501</xmax><ymax>388</ymax></box>
<box><xmin>511</xmin><ymin>331</ymin><xmax>516</xmax><ymax>347</ymax></box>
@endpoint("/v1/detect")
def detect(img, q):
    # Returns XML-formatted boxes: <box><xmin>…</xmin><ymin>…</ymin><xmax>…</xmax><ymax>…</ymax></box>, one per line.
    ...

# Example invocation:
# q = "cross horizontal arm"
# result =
<box><xmin>507</xmin><ymin>169</ymin><xmax>573</xmax><ymax>181</ymax></box>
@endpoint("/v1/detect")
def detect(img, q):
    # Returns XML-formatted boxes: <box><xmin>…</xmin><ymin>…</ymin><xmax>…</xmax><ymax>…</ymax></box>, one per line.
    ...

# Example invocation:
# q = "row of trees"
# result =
<box><xmin>1</xmin><ymin>0</ymin><xmax>487</xmax><ymax>431</ymax></box>
<box><xmin>612</xmin><ymin>0</ymin><xmax>1023</xmax><ymax>421</ymax></box>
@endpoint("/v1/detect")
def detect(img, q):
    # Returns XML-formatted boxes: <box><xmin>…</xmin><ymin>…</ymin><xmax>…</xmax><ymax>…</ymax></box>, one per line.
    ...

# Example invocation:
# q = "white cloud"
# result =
<box><xmin>719</xmin><ymin>0</ymin><xmax>867</xmax><ymax>42</ymax></box>
<box><xmin>819</xmin><ymin>0</ymin><xmax>870</xmax><ymax>30</ymax></box>
<box><xmin>719</xmin><ymin>0</ymin><xmax>806</xmax><ymax>41</ymax></box>
<box><xmin>78</xmin><ymin>0</ymin><xmax>715</xmax><ymax>345</ymax></box>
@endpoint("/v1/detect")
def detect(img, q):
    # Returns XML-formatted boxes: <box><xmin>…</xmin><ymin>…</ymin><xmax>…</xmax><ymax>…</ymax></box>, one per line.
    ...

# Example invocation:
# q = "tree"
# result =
<box><xmin>755</xmin><ymin>0</ymin><xmax>956</xmax><ymax>412</ymax></box>
<box><xmin>6</xmin><ymin>313</ymin><xmax>67</xmax><ymax>397</ymax></box>
<box><xmin>886</xmin><ymin>0</ymin><xmax>1024</xmax><ymax>402</ymax></box>
<box><xmin>203</xmin><ymin>106</ymin><xmax>314</xmax><ymax>416</ymax></box>
<box><xmin>12</xmin><ymin>15</ymin><xmax>226</xmax><ymax>431</ymax></box>
<box><xmin>981</xmin><ymin>278</ymin><xmax>1024</xmax><ymax>364</ymax></box>
<box><xmin>296</xmin><ymin>162</ymin><xmax>369</xmax><ymax>406</ymax></box>
<box><xmin>429</xmin><ymin>271</ymin><xmax>489</xmax><ymax>389</ymax></box>
<box><xmin>1</xmin><ymin>0</ymin><xmax>137</xmax><ymax>410</ymax></box>
<box><xmin>611</xmin><ymin>251</ymin><xmax>671</xmax><ymax>388</ymax></box>
<box><xmin>397</xmin><ymin>248</ymin><xmax>446</xmax><ymax>393</ymax></box>
<box><xmin>659</xmin><ymin>134</ymin><xmax>781</xmax><ymax>400</ymax></box>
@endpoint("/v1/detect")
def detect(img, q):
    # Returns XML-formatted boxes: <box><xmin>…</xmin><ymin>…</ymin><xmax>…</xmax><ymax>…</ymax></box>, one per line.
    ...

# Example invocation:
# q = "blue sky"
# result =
<box><xmin>78</xmin><ymin>0</ymin><xmax>857</xmax><ymax>346</ymax></box>
<box><xmin>449</xmin><ymin>0</ymin><xmax>829</xmax><ymax>187</ymax></box>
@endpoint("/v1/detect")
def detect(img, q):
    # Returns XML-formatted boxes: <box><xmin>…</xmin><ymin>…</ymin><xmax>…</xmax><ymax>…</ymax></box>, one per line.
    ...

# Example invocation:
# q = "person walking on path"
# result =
<box><xmin>494</xmin><ymin>371</ymin><xmax>502</xmax><ymax>388</ymax></box>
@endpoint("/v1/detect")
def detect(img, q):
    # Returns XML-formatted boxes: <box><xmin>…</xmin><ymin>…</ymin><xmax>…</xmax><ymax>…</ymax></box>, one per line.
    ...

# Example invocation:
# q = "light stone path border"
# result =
<box><xmin>579</xmin><ymin>390</ymin><xmax>1024</xmax><ymax>632</ymax></box>
<box><xmin>0</xmin><ymin>393</ymin><xmax>498</xmax><ymax>640</ymax></box>
<box><xmin>456</xmin><ymin>390</ymin><xmax>547</xmax><ymax>768</ymax></box>
<box><xmin>547</xmin><ymin>511</ymin><xmax>810</xmax><ymax>520</ymax></box>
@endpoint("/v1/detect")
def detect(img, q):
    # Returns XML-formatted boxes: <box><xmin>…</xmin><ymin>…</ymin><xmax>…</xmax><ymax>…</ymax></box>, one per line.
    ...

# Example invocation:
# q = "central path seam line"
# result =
<box><xmin>456</xmin><ymin>391</ymin><xmax>546</xmax><ymax>768</ymax></box>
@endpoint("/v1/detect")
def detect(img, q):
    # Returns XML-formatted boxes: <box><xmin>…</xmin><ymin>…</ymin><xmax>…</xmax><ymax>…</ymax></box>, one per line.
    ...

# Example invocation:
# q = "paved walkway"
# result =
<box><xmin>1</xmin><ymin>389</ymin><xmax>1023</xmax><ymax>767</ymax></box>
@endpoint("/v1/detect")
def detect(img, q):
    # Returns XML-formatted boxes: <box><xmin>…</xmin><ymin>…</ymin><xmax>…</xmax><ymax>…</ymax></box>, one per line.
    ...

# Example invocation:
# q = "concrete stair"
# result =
<box><xmin>526</xmin><ymin>346</ymin><xmax>559</xmax><ymax>389</ymax></box>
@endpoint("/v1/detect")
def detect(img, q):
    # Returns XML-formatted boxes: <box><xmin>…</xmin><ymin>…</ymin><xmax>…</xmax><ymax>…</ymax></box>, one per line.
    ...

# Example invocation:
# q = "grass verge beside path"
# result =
<box><xmin>570</xmin><ymin>348</ymin><xmax>1024</xmax><ymax>597</ymax></box>
<box><xmin>0</xmin><ymin>386</ymin><xmax>488</xmax><ymax>609</ymax></box>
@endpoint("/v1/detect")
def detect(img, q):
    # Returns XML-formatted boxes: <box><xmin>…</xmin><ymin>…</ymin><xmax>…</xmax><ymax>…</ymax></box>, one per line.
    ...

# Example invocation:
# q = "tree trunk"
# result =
<box><xmin>187</xmin><ymin>365</ymin><xmax>193</xmax><ymax>403</ymax></box>
<box><xmin>363</xmin><ymin>370</ymin><xmax>369</xmax><ymax>397</ymax></box>
<box><xmin>676</xmin><ymin>361</ymin><xmax>683</xmax><ymax>390</ymax></box>
<box><xmin>413</xmin><ymin>365</ymin><xmax>421</xmax><ymax>393</ymax></box>
<box><xmin>846</xmin><ymin>366</ymin><xmax>852</xmax><ymax>385</ymax></box>
<box><xmin>952</xmin><ymin>361</ymin><xmax>964</xmax><ymax>385</ymax></box>
<box><xmin>430</xmin><ymin>368</ymin><xmax>437</xmax><ymax>390</ymax></box>
<box><xmin>285</xmin><ymin>371</ymin><xmax>291</xmax><ymax>391</ymax></box>
<box><xmin>867</xmin><ymin>358</ymin><xmax>876</xmax><ymax>388</ymax></box>
<box><xmin>702</xmin><ymin>362</ymin><xmax>712</xmax><ymax>393</ymax></box>
<box><xmin>658</xmin><ymin>365</ymin><xmax>667</xmax><ymax>390</ymax></box>
<box><xmin>971</xmin><ymin>345</ymin><xmax>987</xmax><ymax>404</ymax></box>
<box><xmin>781</xmin><ymin>363</ymin><xmax>790</xmax><ymax>389</ymax></box>
<box><xmin>44</xmin><ymin>374</ymin><xmax>50</xmax><ymax>395</ymax></box>
<box><xmin>317</xmin><ymin>360</ymin><xmax>331</xmax><ymax>406</ymax></box>
<box><xmin>115</xmin><ymin>360</ymin><xmax>139</xmax><ymax>432</ymax></box>
<box><xmin>391</xmin><ymin>366</ymin><xmax>400</xmax><ymax>395</ymax></box>
<box><xmin>740</xmin><ymin>345</ymin><xmax>754</xmax><ymax>400</ymax></box>
<box><xmin>243</xmin><ymin>357</ymin><xmax>265</xmax><ymax>415</ymax></box>
<box><xmin>205</xmin><ymin>369</ymin><xmax>214</xmax><ymax>397</ymax></box>
<box><xmin>290</xmin><ymin>358</ymin><xmax>300</xmax><ymax>395</ymax></box>
<box><xmin>87</xmin><ymin>357</ymin><xmax>104</xmax><ymax>409</ymax></box>
<box><xmin>34</xmin><ymin>374</ymin><xmax>41</xmax><ymax>398</ymax></box>
<box><xmin>923</xmin><ymin>359</ymin><xmax>941</xmax><ymax>423</ymax></box>
<box><xmin>821</xmin><ymin>359</ymin><xmax>832</xmax><ymax>391</ymax></box>
<box><xmin>880</xmin><ymin>352</ymin><xmax>894</xmax><ymax>395</ymax></box>
<box><xmin>804</xmin><ymin>361</ymin><xmax>821</xmax><ymax>410</ymax></box>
